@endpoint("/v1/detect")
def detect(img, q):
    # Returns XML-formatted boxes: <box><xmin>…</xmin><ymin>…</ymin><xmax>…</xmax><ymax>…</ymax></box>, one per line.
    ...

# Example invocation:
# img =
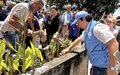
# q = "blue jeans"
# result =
<box><xmin>90</xmin><ymin>66</ymin><xmax>107</xmax><ymax>75</ymax></box>
<box><xmin>2</xmin><ymin>31</ymin><xmax>19</xmax><ymax>49</ymax></box>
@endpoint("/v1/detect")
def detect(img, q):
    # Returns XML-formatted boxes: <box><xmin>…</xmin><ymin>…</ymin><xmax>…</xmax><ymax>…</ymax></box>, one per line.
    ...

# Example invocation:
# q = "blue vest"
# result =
<box><xmin>84</xmin><ymin>21</ymin><xmax>109</xmax><ymax>68</ymax></box>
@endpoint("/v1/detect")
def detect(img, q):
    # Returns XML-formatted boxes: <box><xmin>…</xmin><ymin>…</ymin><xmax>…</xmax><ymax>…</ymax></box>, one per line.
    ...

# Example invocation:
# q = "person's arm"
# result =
<box><xmin>93</xmin><ymin>23</ymin><xmax>119</xmax><ymax>66</ymax></box>
<box><xmin>61</xmin><ymin>32</ymin><xmax>84</xmax><ymax>54</ymax></box>
<box><xmin>106</xmin><ymin>38</ymin><xmax>119</xmax><ymax>66</ymax></box>
<box><xmin>67</xmin><ymin>37</ymin><xmax>83</xmax><ymax>50</ymax></box>
<box><xmin>106</xmin><ymin>38</ymin><xmax>119</xmax><ymax>74</ymax></box>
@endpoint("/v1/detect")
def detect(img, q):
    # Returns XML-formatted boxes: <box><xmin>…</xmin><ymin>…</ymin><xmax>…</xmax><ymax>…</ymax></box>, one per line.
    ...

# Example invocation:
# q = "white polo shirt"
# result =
<box><xmin>79</xmin><ymin>23</ymin><xmax>115</xmax><ymax>44</ymax></box>
<box><xmin>0</xmin><ymin>3</ymin><xmax>30</xmax><ymax>32</ymax></box>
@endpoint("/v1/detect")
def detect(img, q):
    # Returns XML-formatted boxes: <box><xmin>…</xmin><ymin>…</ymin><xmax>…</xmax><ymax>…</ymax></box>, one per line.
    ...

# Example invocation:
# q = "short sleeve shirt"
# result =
<box><xmin>0</xmin><ymin>3</ymin><xmax>30</xmax><ymax>32</ymax></box>
<box><xmin>79</xmin><ymin>23</ymin><xmax>115</xmax><ymax>44</ymax></box>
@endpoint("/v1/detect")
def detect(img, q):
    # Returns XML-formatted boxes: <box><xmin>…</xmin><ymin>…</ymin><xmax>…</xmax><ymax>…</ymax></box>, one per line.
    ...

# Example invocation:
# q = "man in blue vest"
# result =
<box><xmin>61</xmin><ymin>11</ymin><xmax>120</xmax><ymax>75</ymax></box>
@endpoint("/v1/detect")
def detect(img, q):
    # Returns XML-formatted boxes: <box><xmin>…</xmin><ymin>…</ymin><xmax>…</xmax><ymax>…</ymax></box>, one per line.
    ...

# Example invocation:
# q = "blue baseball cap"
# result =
<box><xmin>72</xmin><ymin>11</ymin><xmax>89</xmax><ymax>25</ymax></box>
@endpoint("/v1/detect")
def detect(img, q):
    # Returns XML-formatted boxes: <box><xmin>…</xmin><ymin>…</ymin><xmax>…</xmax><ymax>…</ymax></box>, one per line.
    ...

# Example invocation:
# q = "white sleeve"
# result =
<box><xmin>93</xmin><ymin>23</ymin><xmax>115</xmax><ymax>44</ymax></box>
<box><xmin>79</xmin><ymin>31</ymin><xmax>85</xmax><ymax>41</ymax></box>
<box><xmin>113</xmin><ymin>29</ymin><xmax>119</xmax><ymax>37</ymax></box>
<box><xmin>12</xmin><ymin>5</ymin><xmax>28</xmax><ymax>20</ymax></box>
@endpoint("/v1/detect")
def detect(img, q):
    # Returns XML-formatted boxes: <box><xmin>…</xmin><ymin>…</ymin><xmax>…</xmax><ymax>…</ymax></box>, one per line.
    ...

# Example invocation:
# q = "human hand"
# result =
<box><xmin>63</xmin><ymin>31</ymin><xmax>69</xmax><ymax>38</ymax></box>
<box><xmin>40</xmin><ymin>30</ymin><xmax>45</xmax><ymax>36</ymax></box>
<box><xmin>27</xmin><ymin>29</ymin><xmax>33</xmax><ymax>35</ymax></box>
<box><xmin>115</xmin><ymin>62</ymin><xmax>120</xmax><ymax>73</ymax></box>
<box><xmin>60</xmin><ymin>47</ymin><xmax>70</xmax><ymax>55</ymax></box>
<box><xmin>53</xmin><ymin>32</ymin><xmax>59</xmax><ymax>39</ymax></box>
<box><xmin>111</xmin><ymin>61</ymin><xmax>120</xmax><ymax>73</ymax></box>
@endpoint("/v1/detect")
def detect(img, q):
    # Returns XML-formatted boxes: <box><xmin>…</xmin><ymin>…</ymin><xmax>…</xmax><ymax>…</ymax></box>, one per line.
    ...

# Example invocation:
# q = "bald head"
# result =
<box><xmin>31</xmin><ymin>0</ymin><xmax>44</xmax><ymax>4</ymax></box>
<box><xmin>30</xmin><ymin>0</ymin><xmax>44</xmax><ymax>13</ymax></box>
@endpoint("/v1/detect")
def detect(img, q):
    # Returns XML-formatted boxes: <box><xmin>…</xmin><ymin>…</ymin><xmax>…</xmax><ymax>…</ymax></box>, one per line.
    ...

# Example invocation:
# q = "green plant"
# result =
<box><xmin>45</xmin><ymin>33</ymin><xmax>72</xmax><ymax>61</ymax></box>
<box><xmin>0</xmin><ymin>1</ymin><xmax>4</xmax><ymax>7</ymax></box>
<box><xmin>0</xmin><ymin>39</ymin><xmax>9</xmax><ymax>74</ymax></box>
<box><xmin>0</xmin><ymin>39</ymin><xmax>43</xmax><ymax>75</ymax></box>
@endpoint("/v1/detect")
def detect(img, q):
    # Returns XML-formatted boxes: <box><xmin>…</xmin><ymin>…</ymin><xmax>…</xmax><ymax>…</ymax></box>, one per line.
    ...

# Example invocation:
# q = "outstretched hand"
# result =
<box><xmin>60</xmin><ymin>47</ymin><xmax>70</xmax><ymax>55</ymax></box>
<box><xmin>27</xmin><ymin>29</ymin><xmax>33</xmax><ymax>36</ymax></box>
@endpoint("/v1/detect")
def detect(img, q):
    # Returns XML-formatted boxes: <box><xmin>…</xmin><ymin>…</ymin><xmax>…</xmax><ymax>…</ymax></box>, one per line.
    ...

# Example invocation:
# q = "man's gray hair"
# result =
<box><xmin>31</xmin><ymin>0</ymin><xmax>44</xmax><ymax>4</ymax></box>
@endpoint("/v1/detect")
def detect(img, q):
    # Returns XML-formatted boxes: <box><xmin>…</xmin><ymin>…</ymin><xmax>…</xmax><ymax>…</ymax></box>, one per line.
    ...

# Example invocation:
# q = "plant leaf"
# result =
<box><xmin>22</xmin><ymin>56</ymin><xmax>32</xmax><ymax>72</ymax></box>
<box><xmin>35</xmin><ymin>48</ymin><xmax>43</xmax><ymax>61</ymax></box>
<box><xmin>30</xmin><ymin>41</ymin><xmax>36</xmax><ymax>56</ymax></box>
<box><xmin>0</xmin><ymin>39</ymin><xmax>6</xmax><ymax>57</ymax></box>
<box><xmin>17</xmin><ymin>44</ymin><xmax>22</xmax><ymax>56</ymax></box>
<box><xmin>6</xmin><ymin>42</ymin><xmax>17</xmax><ymax>53</ymax></box>
<box><xmin>25</xmin><ymin>47</ymin><xmax>32</xmax><ymax>57</ymax></box>
<box><xmin>1</xmin><ymin>60</ymin><xmax>9</xmax><ymax>71</ymax></box>
<box><xmin>0</xmin><ymin>57</ymin><xmax>2</xmax><ymax>71</ymax></box>
<box><xmin>0</xmin><ymin>65</ymin><xmax>2</xmax><ymax>71</ymax></box>
<box><xmin>12</xmin><ymin>59</ymin><xmax>19</xmax><ymax>71</ymax></box>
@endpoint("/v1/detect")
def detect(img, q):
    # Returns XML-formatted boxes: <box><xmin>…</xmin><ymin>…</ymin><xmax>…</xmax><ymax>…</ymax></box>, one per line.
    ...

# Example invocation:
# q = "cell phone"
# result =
<box><xmin>114</xmin><ymin>51</ymin><xmax>120</xmax><ymax>62</ymax></box>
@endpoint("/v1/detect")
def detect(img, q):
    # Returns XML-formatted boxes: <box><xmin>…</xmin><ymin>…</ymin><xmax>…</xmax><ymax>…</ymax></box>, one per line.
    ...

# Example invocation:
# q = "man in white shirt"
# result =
<box><xmin>0</xmin><ymin>0</ymin><xmax>44</xmax><ymax>48</ymax></box>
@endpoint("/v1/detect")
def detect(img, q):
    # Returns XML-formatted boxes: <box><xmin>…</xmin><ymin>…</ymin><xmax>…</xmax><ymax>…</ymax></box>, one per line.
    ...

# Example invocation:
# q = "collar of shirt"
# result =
<box><xmin>84</xmin><ymin>20</ymin><xmax>93</xmax><ymax>32</ymax></box>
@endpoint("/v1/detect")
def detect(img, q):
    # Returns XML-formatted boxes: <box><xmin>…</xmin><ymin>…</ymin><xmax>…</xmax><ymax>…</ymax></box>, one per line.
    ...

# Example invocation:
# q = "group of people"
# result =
<box><xmin>62</xmin><ymin>9</ymin><xmax>120</xmax><ymax>75</ymax></box>
<box><xmin>0</xmin><ymin>0</ymin><xmax>16</xmax><ymax>21</ymax></box>
<box><xmin>0</xmin><ymin>0</ymin><xmax>120</xmax><ymax>75</ymax></box>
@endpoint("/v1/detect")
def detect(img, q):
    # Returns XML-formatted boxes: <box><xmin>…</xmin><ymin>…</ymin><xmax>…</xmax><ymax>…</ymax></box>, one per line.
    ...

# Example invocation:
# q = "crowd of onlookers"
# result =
<box><xmin>0</xmin><ymin>0</ymin><xmax>84</xmax><ymax>47</ymax></box>
<box><xmin>0</xmin><ymin>0</ymin><xmax>120</xmax><ymax>48</ymax></box>
<box><xmin>0</xmin><ymin>0</ymin><xmax>16</xmax><ymax>20</ymax></box>
<box><xmin>1</xmin><ymin>0</ymin><xmax>120</xmax><ymax>75</ymax></box>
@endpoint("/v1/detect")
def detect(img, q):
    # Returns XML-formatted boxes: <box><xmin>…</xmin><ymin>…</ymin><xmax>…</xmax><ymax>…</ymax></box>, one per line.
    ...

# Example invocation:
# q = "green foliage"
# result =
<box><xmin>0</xmin><ymin>39</ymin><xmax>9</xmax><ymax>72</ymax></box>
<box><xmin>35</xmin><ymin>48</ymin><xmax>43</xmax><ymax>61</ymax></box>
<box><xmin>30</xmin><ymin>41</ymin><xmax>43</xmax><ymax>61</ymax></box>
<box><xmin>17</xmin><ymin>44</ymin><xmax>23</xmax><ymax>57</ymax></box>
<box><xmin>25</xmin><ymin>47</ymin><xmax>33</xmax><ymax>57</ymax></box>
<box><xmin>22</xmin><ymin>56</ymin><xmax>32</xmax><ymax>72</ymax></box>
<box><xmin>0</xmin><ymin>1</ymin><xmax>4</xmax><ymax>7</ymax></box>
<box><xmin>0</xmin><ymin>39</ymin><xmax>6</xmax><ymax>57</ymax></box>
<box><xmin>1</xmin><ymin>60</ymin><xmax>10</xmax><ymax>71</ymax></box>
<box><xmin>0</xmin><ymin>39</ymin><xmax>43</xmax><ymax>74</ymax></box>
<box><xmin>30</xmin><ymin>41</ymin><xmax>36</xmax><ymax>56</ymax></box>
<box><xmin>49</xmin><ymin>38</ymin><xmax>60</xmax><ymax>58</ymax></box>
<box><xmin>82</xmin><ymin>0</ymin><xmax>118</xmax><ymax>12</ymax></box>
<box><xmin>45</xmin><ymin>33</ymin><xmax>72</xmax><ymax>60</ymax></box>
<box><xmin>13</xmin><ymin>59</ymin><xmax>19</xmax><ymax>71</ymax></box>
<box><xmin>6</xmin><ymin>42</ymin><xmax>17</xmax><ymax>53</ymax></box>
<box><xmin>48</xmin><ymin>0</ymin><xmax>118</xmax><ymax>20</ymax></box>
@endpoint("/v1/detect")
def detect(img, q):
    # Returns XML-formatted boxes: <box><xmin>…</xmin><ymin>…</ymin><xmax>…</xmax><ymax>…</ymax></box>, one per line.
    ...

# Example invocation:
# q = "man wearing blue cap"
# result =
<box><xmin>0</xmin><ymin>0</ymin><xmax>44</xmax><ymax>48</ymax></box>
<box><xmin>61</xmin><ymin>11</ymin><xmax>120</xmax><ymax>75</ymax></box>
